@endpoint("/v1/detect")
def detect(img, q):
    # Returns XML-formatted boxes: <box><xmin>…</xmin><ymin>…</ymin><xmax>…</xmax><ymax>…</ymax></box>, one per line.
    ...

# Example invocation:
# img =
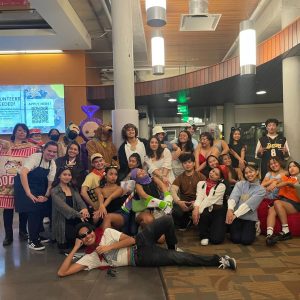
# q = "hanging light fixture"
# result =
<box><xmin>145</xmin><ymin>0</ymin><xmax>166</xmax><ymax>27</ymax></box>
<box><xmin>239</xmin><ymin>20</ymin><xmax>256</xmax><ymax>75</ymax></box>
<box><xmin>151</xmin><ymin>30</ymin><xmax>165</xmax><ymax>75</ymax></box>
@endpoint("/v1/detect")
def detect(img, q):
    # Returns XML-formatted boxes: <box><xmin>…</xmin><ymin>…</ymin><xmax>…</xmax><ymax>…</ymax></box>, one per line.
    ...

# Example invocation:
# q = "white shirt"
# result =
<box><xmin>76</xmin><ymin>228</ymin><xmax>129</xmax><ymax>270</ymax></box>
<box><xmin>145</xmin><ymin>148</ymin><xmax>175</xmax><ymax>184</ymax></box>
<box><xmin>22</xmin><ymin>153</ymin><xmax>56</xmax><ymax>181</ymax></box>
<box><xmin>124</xmin><ymin>139</ymin><xmax>146</xmax><ymax>165</ymax></box>
<box><xmin>194</xmin><ymin>181</ymin><xmax>226</xmax><ymax>214</ymax></box>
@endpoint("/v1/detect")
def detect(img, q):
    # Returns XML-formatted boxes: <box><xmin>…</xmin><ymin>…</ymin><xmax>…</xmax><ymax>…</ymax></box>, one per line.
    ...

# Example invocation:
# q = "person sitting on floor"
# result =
<box><xmin>265</xmin><ymin>161</ymin><xmax>300</xmax><ymax>246</ymax></box>
<box><xmin>220</xmin><ymin>153</ymin><xmax>244</xmax><ymax>185</ymax></box>
<box><xmin>192</xmin><ymin>168</ymin><xmax>226</xmax><ymax>246</ymax></box>
<box><xmin>129</xmin><ymin>168</ymin><xmax>173</xmax><ymax>228</ymax></box>
<box><xmin>171</xmin><ymin>153</ymin><xmax>205</xmax><ymax>231</ymax></box>
<box><xmin>225</xmin><ymin>163</ymin><xmax>266</xmax><ymax>246</ymax></box>
<box><xmin>118</xmin><ymin>153</ymin><xmax>142</xmax><ymax>182</ymax></box>
<box><xmin>93</xmin><ymin>165</ymin><xmax>127</xmax><ymax>225</ymax></box>
<box><xmin>57</xmin><ymin>215</ymin><xmax>237</xmax><ymax>277</ymax></box>
<box><xmin>80</xmin><ymin>153</ymin><xmax>106</xmax><ymax>222</ymax></box>
<box><xmin>261</xmin><ymin>157</ymin><xmax>285</xmax><ymax>200</ymax></box>
<box><xmin>51</xmin><ymin>167</ymin><xmax>89</xmax><ymax>252</ymax></box>
<box><xmin>145</xmin><ymin>136</ymin><xmax>175</xmax><ymax>188</ymax></box>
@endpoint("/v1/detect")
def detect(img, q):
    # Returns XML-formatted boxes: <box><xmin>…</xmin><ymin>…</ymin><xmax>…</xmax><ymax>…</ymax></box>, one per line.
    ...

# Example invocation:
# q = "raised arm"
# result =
<box><xmin>57</xmin><ymin>239</ymin><xmax>86</xmax><ymax>277</ymax></box>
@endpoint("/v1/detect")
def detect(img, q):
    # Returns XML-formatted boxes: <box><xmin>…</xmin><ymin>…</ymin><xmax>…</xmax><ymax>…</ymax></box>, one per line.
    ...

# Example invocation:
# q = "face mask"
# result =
<box><xmin>68</xmin><ymin>131</ymin><xmax>78</xmax><ymax>140</ymax></box>
<box><xmin>50</xmin><ymin>135</ymin><xmax>59</xmax><ymax>142</ymax></box>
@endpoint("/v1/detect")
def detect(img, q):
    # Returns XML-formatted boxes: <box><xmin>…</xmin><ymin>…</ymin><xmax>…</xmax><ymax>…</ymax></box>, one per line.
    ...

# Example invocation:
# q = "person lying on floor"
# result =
<box><xmin>57</xmin><ymin>215</ymin><xmax>237</xmax><ymax>277</ymax></box>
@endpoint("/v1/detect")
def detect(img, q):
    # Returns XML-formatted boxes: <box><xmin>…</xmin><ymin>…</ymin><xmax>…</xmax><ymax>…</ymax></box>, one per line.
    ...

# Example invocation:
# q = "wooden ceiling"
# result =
<box><xmin>140</xmin><ymin>0</ymin><xmax>260</xmax><ymax>67</ymax></box>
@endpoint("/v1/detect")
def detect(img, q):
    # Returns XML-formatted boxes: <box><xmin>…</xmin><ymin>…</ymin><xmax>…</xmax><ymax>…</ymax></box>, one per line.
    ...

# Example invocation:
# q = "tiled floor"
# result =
<box><xmin>161</xmin><ymin>229</ymin><xmax>300</xmax><ymax>300</ymax></box>
<box><xmin>0</xmin><ymin>215</ymin><xmax>166</xmax><ymax>300</ymax></box>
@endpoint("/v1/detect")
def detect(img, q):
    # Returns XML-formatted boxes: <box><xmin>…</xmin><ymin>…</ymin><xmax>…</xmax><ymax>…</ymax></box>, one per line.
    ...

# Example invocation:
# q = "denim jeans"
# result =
<box><xmin>135</xmin><ymin>215</ymin><xmax>220</xmax><ymax>267</ymax></box>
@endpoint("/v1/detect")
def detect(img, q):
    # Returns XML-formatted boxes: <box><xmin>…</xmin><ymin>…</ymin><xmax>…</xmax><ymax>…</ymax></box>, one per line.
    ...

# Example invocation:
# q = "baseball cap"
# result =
<box><xmin>91</xmin><ymin>153</ymin><xmax>103</xmax><ymax>162</ymax></box>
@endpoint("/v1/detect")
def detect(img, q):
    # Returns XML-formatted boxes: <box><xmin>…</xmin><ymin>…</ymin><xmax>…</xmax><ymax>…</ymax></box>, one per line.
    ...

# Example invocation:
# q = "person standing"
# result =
<box><xmin>255</xmin><ymin>119</ymin><xmax>290</xmax><ymax>180</ymax></box>
<box><xmin>118</xmin><ymin>123</ymin><xmax>148</xmax><ymax>175</ymax></box>
<box><xmin>0</xmin><ymin>123</ymin><xmax>37</xmax><ymax>246</ymax></box>
<box><xmin>14</xmin><ymin>141</ymin><xmax>58</xmax><ymax>250</ymax></box>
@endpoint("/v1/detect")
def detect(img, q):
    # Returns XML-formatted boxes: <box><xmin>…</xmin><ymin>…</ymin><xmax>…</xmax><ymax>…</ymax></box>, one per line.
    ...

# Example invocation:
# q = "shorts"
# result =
<box><xmin>278</xmin><ymin>197</ymin><xmax>300</xmax><ymax>212</ymax></box>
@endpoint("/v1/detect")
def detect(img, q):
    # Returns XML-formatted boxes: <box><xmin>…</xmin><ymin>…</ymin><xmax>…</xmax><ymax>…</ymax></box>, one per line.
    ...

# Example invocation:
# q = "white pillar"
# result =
<box><xmin>111</xmin><ymin>0</ymin><xmax>138</xmax><ymax>149</ymax></box>
<box><xmin>138</xmin><ymin>105</ymin><xmax>150</xmax><ymax>139</ymax></box>
<box><xmin>223</xmin><ymin>102</ymin><xmax>235</xmax><ymax>142</ymax></box>
<box><xmin>282</xmin><ymin>0</ymin><xmax>300</xmax><ymax>161</ymax></box>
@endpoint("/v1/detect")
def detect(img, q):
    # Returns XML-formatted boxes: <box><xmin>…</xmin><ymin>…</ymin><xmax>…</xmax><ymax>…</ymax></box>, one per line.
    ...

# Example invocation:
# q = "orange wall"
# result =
<box><xmin>0</xmin><ymin>52</ymin><xmax>88</xmax><ymax>126</ymax></box>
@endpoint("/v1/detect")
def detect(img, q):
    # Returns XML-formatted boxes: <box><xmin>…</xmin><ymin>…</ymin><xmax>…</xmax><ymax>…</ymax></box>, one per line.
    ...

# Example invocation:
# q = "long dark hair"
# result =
<box><xmin>43</xmin><ymin>140</ymin><xmax>58</xmax><ymax>150</ymax></box>
<box><xmin>243</xmin><ymin>163</ymin><xmax>259</xmax><ymax>179</ymax></box>
<box><xmin>229</xmin><ymin>128</ymin><xmax>242</xmax><ymax>148</ymax></box>
<box><xmin>146</xmin><ymin>136</ymin><xmax>164</xmax><ymax>160</ymax></box>
<box><xmin>206</xmin><ymin>155</ymin><xmax>220</xmax><ymax>168</ymax></box>
<box><xmin>11</xmin><ymin>123</ymin><xmax>29</xmax><ymax>141</ymax></box>
<box><xmin>64</xmin><ymin>141</ymin><xmax>81</xmax><ymax>165</ymax></box>
<box><xmin>201</xmin><ymin>167</ymin><xmax>224</xmax><ymax>196</ymax></box>
<box><xmin>100</xmin><ymin>165</ymin><xmax>119</xmax><ymax>188</ymax></box>
<box><xmin>129</xmin><ymin>153</ymin><xmax>142</xmax><ymax>169</ymax></box>
<box><xmin>177</xmin><ymin>130</ymin><xmax>194</xmax><ymax>153</ymax></box>
<box><xmin>52</xmin><ymin>166</ymin><xmax>73</xmax><ymax>188</ymax></box>
<box><xmin>287</xmin><ymin>161</ymin><xmax>300</xmax><ymax>176</ymax></box>
<box><xmin>267</xmin><ymin>156</ymin><xmax>285</xmax><ymax>172</ymax></box>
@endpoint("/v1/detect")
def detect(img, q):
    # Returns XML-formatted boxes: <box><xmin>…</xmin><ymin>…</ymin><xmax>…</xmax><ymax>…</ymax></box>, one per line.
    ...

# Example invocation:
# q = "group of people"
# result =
<box><xmin>0</xmin><ymin>117</ymin><xmax>299</xmax><ymax>277</ymax></box>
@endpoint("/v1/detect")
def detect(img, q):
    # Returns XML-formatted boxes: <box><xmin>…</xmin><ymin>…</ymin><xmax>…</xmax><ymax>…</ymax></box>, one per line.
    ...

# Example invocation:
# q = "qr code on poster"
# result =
<box><xmin>31</xmin><ymin>107</ymin><xmax>49</xmax><ymax>124</ymax></box>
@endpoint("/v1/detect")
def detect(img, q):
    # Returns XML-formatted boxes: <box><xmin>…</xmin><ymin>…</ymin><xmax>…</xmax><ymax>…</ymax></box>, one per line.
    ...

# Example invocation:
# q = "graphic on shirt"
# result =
<box><xmin>4</xmin><ymin>160</ymin><xmax>22</xmax><ymax>175</ymax></box>
<box><xmin>240</xmin><ymin>193</ymin><xmax>250</xmax><ymax>202</ymax></box>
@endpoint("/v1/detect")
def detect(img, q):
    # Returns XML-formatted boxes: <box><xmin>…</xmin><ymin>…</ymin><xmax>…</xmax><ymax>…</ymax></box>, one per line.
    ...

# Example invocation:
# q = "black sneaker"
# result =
<box><xmin>19</xmin><ymin>231</ymin><xmax>29</xmax><ymax>241</ymax></box>
<box><xmin>266</xmin><ymin>234</ymin><xmax>277</xmax><ymax>246</ymax></box>
<box><xmin>28</xmin><ymin>241</ymin><xmax>45</xmax><ymax>251</ymax></box>
<box><xmin>218</xmin><ymin>255</ymin><xmax>237</xmax><ymax>270</ymax></box>
<box><xmin>276</xmin><ymin>231</ymin><xmax>292</xmax><ymax>241</ymax></box>
<box><xmin>2</xmin><ymin>237</ymin><xmax>13</xmax><ymax>247</ymax></box>
<box><xmin>38</xmin><ymin>236</ymin><xmax>50</xmax><ymax>244</ymax></box>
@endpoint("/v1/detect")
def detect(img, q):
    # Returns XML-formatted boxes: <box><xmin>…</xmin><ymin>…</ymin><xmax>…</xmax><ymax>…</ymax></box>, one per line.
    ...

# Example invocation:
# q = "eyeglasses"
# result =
<box><xmin>78</xmin><ymin>229</ymin><xmax>92</xmax><ymax>239</ymax></box>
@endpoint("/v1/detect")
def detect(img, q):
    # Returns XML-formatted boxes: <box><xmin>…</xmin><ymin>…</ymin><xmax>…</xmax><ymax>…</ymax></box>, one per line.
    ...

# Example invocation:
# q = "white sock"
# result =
<box><xmin>282</xmin><ymin>224</ymin><xmax>289</xmax><ymax>234</ymax></box>
<box><xmin>267</xmin><ymin>227</ymin><xmax>273</xmax><ymax>236</ymax></box>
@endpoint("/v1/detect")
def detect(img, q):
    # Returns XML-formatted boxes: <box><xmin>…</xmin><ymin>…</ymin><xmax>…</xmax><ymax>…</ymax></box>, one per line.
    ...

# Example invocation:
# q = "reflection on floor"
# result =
<box><xmin>0</xmin><ymin>216</ymin><xmax>166</xmax><ymax>300</ymax></box>
<box><xmin>161</xmin><ymin>228</ymin><xmax>300</xmax><ymax>300</ymax></box>
<box><xmin>1</xmin><ymin>214</ymin><xmax>300</xmax><ymax>300</ymax></box>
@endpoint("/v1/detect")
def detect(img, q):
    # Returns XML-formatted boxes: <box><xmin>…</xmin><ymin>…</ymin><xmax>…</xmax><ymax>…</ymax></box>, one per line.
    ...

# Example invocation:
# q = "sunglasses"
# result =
<box><xmin>78</xmin><ymin>229</ymin><xmax>92</xmax><ymax>239</ymax></box>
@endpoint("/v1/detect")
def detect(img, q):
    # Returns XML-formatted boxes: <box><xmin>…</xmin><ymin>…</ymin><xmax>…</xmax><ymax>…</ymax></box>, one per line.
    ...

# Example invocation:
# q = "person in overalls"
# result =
<box><xmin>14</xmin><ymin>141</ymin><xmax>58</xmax><ymax>251</ymax></box>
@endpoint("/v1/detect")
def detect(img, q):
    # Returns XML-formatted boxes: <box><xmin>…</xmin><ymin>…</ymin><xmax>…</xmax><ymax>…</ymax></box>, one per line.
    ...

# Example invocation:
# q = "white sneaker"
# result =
<box><xmin>175</xmin><ymin>246</ymin><xmax>184</xmax><ymax>252</ymax></box>
<box><xmin>43</xmin><ymin>217</ymin><xmax>50</xmax><ymax>224</ymax></box>
<box><xmin>218</xmin><ymin>255</ymin><xmax>237</xmax><ymax>270</ymax></box>
<box><xmin>200</xmin><ymin>238</ymin><xmax>209</xmax><ymax>246</ymax></box>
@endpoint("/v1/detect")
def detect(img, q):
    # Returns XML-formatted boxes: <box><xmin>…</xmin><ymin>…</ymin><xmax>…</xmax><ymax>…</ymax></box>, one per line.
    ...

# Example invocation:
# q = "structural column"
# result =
<box><xmin>282</xmin><ymin>0</ymin><xmax>300</xmax><ymax>161</ymax></box>
<box><xmin>138</xmin><ymin>105</ymin><xmax>150</xmax><ymax>139</ymax></box>
<box><xmin>111</xmin><ymin>0</ymin><xmax>138</xmax><ymax>148</ymax></box>
<box><xmin>223</xmin><ymin>102</ymin><xmax>235</xmax><ymax>141</ymax></box>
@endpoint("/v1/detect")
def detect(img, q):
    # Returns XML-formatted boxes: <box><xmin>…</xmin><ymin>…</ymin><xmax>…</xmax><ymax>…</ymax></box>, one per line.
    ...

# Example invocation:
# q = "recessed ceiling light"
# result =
<box><xmin>256</xmin><ymin>90</ymin><xmax>266</xmax><ymax>95</ymax></box>
<box><xmin>177</xmin><ymin>112</ymin><xmax>182</xmax><ymax>115</ymax></box>
<box><xmin>168</xmin><ymin>98</ymin><xmax>177</xmax><ymax>102</ymax></box>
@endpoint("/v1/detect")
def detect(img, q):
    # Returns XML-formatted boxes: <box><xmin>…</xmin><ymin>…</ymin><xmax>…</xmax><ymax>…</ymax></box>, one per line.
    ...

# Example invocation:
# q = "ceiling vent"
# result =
<box><xmin>180</xmin><ymin>0</ymin><xmax>221</xmax><ymax>31</ymax></box>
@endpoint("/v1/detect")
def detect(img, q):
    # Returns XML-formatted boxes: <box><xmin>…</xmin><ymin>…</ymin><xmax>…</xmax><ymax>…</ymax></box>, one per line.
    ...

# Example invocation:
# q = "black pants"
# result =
<box><xmin>135</xmin><ymin>215</ymin><xmax>220</xmax><ymax>267</ymax></box>
<box><xmin>27</xmin><ymin>210</ymin><xmax>43</xmax><ymax>243</ymax></box>
<box><xmin>3</xmin><ymin>209</ymin><xmax>28</xmax><ymax>239</ymax></box>
<box><xmin>198</xmin><ymin>207</ymin><xmax>226</xmax><ymax>244</ymax></box>
<box><xmin>172</xmin><ymin>202</ymin><xmax>192</xmax><ymax>229</ymax></box>
<box><xmin>229</xmin><ymin>218</ymin><xmax>256</xmax><ymax>245</ymax></box>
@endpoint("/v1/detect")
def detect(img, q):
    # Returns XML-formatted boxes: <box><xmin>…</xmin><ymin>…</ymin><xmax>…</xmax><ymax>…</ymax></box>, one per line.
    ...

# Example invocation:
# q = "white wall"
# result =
<box><xmin>216</xmin><ymin>103</ymin><xmax>283</xmax><ymax>124</ymax></box>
